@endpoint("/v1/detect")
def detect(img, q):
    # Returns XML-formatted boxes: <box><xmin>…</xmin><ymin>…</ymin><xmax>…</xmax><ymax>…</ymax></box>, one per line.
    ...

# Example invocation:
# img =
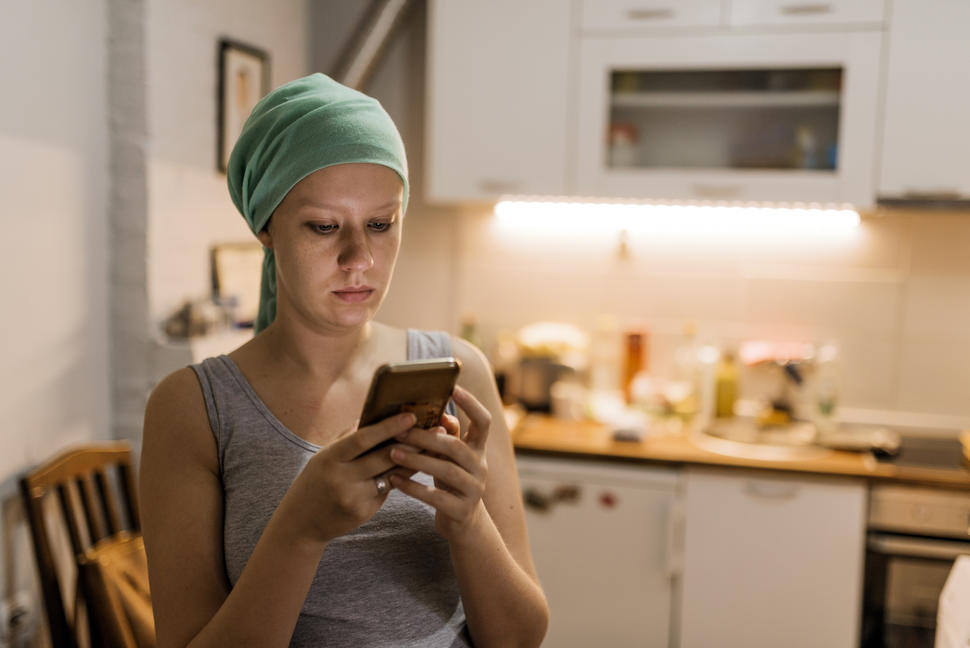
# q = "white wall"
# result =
<box><xmin>146</xmin><ymin>0</ymin><xmax>310</xmax><ymax>326</ymax></box>
<box><xmin>0</xmin><ymin>0</ymin><xmax>110</xmax><ymax>634</ymax></box>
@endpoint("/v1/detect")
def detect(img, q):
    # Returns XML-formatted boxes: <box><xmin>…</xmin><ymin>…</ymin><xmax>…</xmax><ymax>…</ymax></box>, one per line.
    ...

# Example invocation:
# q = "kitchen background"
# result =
<box><xmin>1</xmin><ymin>0</ymin><xmax>969</xmax><ymax>645</ymax></box>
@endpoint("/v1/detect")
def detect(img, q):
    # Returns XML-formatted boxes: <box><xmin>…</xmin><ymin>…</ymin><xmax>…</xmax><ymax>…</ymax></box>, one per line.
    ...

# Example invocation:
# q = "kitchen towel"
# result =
<box><xmin>935</xmin><ymin>555</ymin><xmax>970</xmax><ymax>648</ymax></box>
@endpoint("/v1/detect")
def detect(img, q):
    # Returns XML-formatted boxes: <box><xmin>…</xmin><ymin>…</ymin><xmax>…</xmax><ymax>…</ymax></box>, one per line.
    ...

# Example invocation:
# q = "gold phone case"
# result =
<box><xmin>359</xmin><ymin>358</ymin><xmax>462</xmax><ymax>431</ymax></box>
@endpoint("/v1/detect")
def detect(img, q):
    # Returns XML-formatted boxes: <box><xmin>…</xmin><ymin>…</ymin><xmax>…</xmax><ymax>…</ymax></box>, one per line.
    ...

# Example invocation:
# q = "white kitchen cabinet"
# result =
<box><xmin>877</xmin><ymin>0</ymin><xmax>970</xmax><ymax>201</ymax></box>
<box><xmin>679</xmin><ymin>467</ymin><xmax>867</xmax><ymax>648</ymax></box>
<box><xmin>516</xmin><ymin>455</ymin><xmax>682</xmax><ymax>648</ymax></box>
<box><xmin>425</xmin><ymin>0</ymin><xmax>571</xmax><ymax>203</ymax></box>
<box><xmin>574</xmin><ymin>30</ymin><xmax>883</xmax><ymax>205</ymax></box>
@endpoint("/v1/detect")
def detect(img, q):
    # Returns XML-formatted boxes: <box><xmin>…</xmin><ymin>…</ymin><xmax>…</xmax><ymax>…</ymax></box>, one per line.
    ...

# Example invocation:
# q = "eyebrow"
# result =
<box><xmin>295</xmin><ymin>199</ymin><xmax>402</xmax><ymax>213</ymax></box>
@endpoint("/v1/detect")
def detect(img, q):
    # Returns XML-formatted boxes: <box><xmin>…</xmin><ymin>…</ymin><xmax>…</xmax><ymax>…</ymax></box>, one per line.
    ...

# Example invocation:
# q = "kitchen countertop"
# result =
<box><xmin>511</xmin><ymin>414</ymin><xmax>970</xmax><ymax>489</ymax></box>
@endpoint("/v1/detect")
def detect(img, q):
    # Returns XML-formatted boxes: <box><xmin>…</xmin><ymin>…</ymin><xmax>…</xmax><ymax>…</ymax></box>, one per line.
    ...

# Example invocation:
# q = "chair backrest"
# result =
<box><xmin>78</xmin><ymin>532</ymin><xmax>155</xmax><ymax>648</ymax></box>
<box><xmin>19</xmin><ymin>442</ymin><xmax>141</xmax><ymax>648</ymax></box>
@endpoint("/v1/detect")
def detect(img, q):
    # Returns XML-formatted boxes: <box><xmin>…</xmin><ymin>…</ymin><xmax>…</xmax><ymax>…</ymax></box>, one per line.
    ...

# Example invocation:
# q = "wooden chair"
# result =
<box><xmin>19</xmin><ymin>442</ymin><xmax>150</xmax><ymax>647</ymax></box>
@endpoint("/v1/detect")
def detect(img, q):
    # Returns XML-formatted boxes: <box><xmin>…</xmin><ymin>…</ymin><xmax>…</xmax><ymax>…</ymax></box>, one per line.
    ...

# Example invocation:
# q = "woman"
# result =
<box><xmin>140</xmin><ymin>74</ymin><xmax>549</xmax><ymax>647</ymax></box>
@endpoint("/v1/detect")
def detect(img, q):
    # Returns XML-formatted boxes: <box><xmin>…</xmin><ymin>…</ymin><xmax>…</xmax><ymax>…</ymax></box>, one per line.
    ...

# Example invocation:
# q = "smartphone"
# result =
<box><xmin>358</xmin><ymin>358</ymin><xmax>462</xmax><ymax>451</ymax></box>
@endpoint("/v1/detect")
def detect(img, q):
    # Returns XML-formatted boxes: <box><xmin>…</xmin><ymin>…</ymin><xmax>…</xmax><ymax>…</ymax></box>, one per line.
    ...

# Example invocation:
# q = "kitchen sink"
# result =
<box><xmin>691</xmin><ymin>419</ymin><xmax>833</xmax><ymax>461</ymax></box>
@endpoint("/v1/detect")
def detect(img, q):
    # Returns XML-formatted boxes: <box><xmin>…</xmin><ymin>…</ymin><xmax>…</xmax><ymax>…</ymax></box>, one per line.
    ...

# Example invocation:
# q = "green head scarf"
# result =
<box><xmin>227</xmin><ymin>73</ymin><xmax>409</xmax><ymax>333</ymax></box>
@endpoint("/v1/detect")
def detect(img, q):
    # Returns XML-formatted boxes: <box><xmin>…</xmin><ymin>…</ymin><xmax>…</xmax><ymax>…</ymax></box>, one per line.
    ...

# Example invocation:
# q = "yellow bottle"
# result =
<box><xmin>715</xmin><ymin>351</ymin><xmax>738</xmax><ymax>418</ymax></box>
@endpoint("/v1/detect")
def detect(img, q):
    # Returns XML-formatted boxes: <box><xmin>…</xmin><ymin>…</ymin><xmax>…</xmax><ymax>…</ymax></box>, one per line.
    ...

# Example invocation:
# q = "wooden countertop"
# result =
<box><xmin>512</xmin><ymin>415</ymin><xmax>970</xmax><ymax>489</ymax></box>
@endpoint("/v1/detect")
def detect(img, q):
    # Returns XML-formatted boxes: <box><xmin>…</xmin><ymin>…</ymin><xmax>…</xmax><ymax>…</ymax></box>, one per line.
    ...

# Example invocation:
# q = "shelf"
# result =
<box><xmin>611</xmin><ymin>89</ymin><xmax>841</xmax><ymax>109</ymax></box>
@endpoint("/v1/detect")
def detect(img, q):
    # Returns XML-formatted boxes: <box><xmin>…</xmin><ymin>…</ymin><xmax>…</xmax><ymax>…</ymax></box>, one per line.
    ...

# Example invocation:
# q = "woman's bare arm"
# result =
<box><xmin>141</xmin><ymin>367</ymin><xmax>417</xmax><ymax>648</ymax></box>
<box><xmin>389</xmin><ymin>339</ymin><xmax>549</xmax><ymax>647</ymax></box>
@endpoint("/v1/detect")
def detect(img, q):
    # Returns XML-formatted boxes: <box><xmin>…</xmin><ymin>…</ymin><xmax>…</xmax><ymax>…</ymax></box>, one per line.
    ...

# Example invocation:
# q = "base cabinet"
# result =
<box><xmin>517</xmin><ymin>455</ymin><xmax>681</xmax><ymax>647</ymax></box>
<box><xmin>679</xmin><ymin>467</ymin><xmax>867</xmax><ymax>648</ymax></box>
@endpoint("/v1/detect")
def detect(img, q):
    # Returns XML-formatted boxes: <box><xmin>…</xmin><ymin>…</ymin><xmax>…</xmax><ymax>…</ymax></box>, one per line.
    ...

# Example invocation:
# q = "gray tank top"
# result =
<box><xmin>191</xmin><ymin>329</ymin><xmax>470</xmax><ymax>647</ymax></box>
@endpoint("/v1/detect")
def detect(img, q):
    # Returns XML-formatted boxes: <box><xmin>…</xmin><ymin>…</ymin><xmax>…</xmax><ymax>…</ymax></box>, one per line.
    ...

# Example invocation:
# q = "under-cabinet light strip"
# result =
<box><xmin>494</xmin><ymin>200</ymin><xmax>861</xmax><ymax>238</ymax></box>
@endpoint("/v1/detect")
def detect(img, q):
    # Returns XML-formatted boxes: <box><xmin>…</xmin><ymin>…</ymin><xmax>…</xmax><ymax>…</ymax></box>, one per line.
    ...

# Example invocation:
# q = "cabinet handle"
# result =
<box><xmin>780</xmin><ymin>3</ymin><xmax>833</xmax><ymax>16</ymax></box>
<box><xmin>901</xmin><ymin>189</ymin><xmax>965</xmax><ymax>201</ymax></box>
<box><xmin>690</xmin><ymin>183</ymin><xmax>742</xmax><ymax>199</ymax></box>
<box><xmin>625</xmin><ymin>8</ymin><xmax>675</xmax><ymax>21</ymax></box>
<box><xmin>522</xmin><ymin>484</ymin><xmax>581</xmax><ymax>513</ymax></box>
<box><xmin>743</xmin><ymin>481</ymin><xmax>799</xmax><ymax>500</ymax></box>
<box><xmin>665</xmin><ymin>496</ymin><xmax>685</xmax><ymax>578</ymax></box>
<box><xmin>868</xmin><ymin>535</ymin><xmax>970</xmax><ymax>561</ymax></box>
<box><xmin>478</xmin><ymin>179</ymin><xmax>520</xmax><ymax>195</ymax></box>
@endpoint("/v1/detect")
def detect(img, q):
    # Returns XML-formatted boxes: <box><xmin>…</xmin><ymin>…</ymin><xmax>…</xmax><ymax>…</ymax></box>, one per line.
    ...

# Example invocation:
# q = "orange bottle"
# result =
<box><xmin>622</xmin><ymin>331</ymin><xmax>647</xmax><ymax>404</ymax></box>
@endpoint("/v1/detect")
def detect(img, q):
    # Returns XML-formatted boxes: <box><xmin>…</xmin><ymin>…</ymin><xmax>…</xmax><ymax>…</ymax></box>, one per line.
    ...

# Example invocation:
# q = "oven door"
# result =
<box><xmin>862</xmin><ymin>532</ymin><xmax>970</xmax><ymax>648</ymax></box>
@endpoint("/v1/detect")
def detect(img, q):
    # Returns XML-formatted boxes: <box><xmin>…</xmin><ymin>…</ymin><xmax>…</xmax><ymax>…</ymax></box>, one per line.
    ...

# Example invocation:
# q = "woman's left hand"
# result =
<box><xmin>388</xmin><ymin>384</ymin><xmax>491</xmax><ymax>545</ymax></box>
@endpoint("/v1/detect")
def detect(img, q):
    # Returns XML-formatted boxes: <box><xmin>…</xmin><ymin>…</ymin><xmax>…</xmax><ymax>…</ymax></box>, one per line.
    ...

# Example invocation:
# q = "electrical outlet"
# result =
<box><xmin>0</xmin><ymin>592</ymin><xmax>37</xmax><ymax>648</ymax></box>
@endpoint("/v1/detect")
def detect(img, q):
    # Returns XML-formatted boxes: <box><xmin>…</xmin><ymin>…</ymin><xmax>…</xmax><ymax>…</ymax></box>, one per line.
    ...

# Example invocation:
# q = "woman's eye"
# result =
<box><xmin>310</xmin><ymin>223</ymin><xmax>337</xmax><ymax>234</ymax></box>
<box><xmin>369</xmin><ymin>220</ymin><xmax>393</xmax><ymax>232</ymax></box>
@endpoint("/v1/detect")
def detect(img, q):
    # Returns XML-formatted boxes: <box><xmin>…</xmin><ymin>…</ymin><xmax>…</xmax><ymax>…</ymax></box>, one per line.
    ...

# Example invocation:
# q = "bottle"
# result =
<box><xmin>622</xmin><ymin>330</ymin><xmax>647</xmax><ymax>404</ymax></box>
<box><xmin>589</xmin><ymin>314</ymin><xmax>622</xmax><ymax>395</ymax></box>
<box><xmin>491</xmin><ymin>329</ymin><xmax>519</xmax><ymax>406</ymax></box>
<box><xmin>715</xmin><ymin>351</ymin><xmax>739</xmax><ymax>418</ymax></box>
<box><xmin>813</xmin><ymin>343</ymin><xmax>840</xmax><ymax>434</ymax></box>
<box><xmin>672</xmin><ymin>322</ymin><xmax>701</xmax><ymax>418</ymax></box>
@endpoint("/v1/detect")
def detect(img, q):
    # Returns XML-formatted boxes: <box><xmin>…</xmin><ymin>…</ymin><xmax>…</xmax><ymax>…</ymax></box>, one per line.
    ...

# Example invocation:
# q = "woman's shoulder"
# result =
<box><xmin>449</xmin><ymin>335</ymin><xmax>494</xmax><ymax>392</ymax></box>
<box><xmin>147</xmin><ymin>366</ymin><xmax>205</xmax><ymax>413</ymax></box>
<box><xmin>143</xmin><ymin>366</ymin><xmax>218</xmax><ymax>471</ymax></box>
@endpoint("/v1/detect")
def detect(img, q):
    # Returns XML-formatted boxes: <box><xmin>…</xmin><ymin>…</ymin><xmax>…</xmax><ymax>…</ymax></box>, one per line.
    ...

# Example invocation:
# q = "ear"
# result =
<box><xmin>256</xmin><ymin>228</ymin><xmax>272</xmax><ymax>249</ymax></box>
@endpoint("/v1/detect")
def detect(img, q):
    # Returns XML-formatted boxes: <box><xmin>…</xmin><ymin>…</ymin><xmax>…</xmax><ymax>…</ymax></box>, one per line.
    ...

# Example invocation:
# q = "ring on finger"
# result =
<box><xmin>374</xmin><ymin>475</ymin><xmax>390</xmax><ymax>497</ymax></box>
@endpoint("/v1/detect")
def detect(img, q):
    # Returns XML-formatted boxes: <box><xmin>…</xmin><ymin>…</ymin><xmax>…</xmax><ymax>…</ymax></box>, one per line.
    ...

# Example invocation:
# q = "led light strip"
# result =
<box><xmin>494</xmin><ymin>199</ymin><xmax>861</xmax><ymax>238</ymax></box>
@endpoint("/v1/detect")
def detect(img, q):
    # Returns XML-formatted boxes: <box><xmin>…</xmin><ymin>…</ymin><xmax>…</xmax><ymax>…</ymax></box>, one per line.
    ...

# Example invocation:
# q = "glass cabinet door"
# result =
<box><xmin>575</xmin><ymin>32</ymin><xmax>882</xmax><ymax>205</ymax></box>
<box><xmin>608</xmin><ymin>67</ymin><xmax>843</xmax><ymax>172</ymax></box>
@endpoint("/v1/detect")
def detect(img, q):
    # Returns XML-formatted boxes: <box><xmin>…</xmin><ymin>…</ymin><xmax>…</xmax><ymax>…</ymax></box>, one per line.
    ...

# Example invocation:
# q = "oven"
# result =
<box><xmin>862</xmin><ymin>482</ymin><xmax>970</xmax><ymax>647</ymax></box>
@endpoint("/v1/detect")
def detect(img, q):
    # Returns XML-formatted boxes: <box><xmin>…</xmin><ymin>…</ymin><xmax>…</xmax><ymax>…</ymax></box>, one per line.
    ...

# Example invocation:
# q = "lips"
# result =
<box><xmin>332</xmin><ymin>286</ymin><xmax>375</xmax><ymax>303</ymax></box>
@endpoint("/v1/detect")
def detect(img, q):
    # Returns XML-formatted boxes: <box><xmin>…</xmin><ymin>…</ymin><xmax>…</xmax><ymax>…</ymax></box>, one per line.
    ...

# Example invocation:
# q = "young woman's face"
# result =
<box><xmin>259</xmin><ymin>163</ymin><xmax>404</xmax><ymax>332</ymax></box>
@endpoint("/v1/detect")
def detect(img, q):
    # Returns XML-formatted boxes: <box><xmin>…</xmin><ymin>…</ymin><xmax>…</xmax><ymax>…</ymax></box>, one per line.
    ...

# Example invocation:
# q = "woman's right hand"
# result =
<box><xmin>285</xmin><ymin>411</ymin><xmax>419</xmax><ymax>544</ymax></box>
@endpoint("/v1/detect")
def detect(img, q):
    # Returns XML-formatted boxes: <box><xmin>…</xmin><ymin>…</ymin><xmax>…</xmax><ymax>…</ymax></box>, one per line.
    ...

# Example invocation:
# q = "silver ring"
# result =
<box><xmin>374</xmin><ymin>475</ymin><xmax>390</xmax><ymax>497</ymax></box>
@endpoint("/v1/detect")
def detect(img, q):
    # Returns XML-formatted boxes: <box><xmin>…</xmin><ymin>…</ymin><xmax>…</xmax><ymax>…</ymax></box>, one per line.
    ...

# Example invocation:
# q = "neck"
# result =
<box><xmin>260</xmin><ymin>313</ymin><xmax>377</xmax><ymax>383</ymax></box>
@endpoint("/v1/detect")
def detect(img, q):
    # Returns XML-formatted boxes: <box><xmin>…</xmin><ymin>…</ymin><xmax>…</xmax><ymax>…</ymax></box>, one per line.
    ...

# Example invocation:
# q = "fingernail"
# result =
<box><xmin>401</xmin><ymin>412</ymin><xmax>417</xmax><ymax>426</ymax></box>
<box><xmin>390</xmin><ymin>448</ymin><xmax>404</xmax><ymax>461</ymax></box>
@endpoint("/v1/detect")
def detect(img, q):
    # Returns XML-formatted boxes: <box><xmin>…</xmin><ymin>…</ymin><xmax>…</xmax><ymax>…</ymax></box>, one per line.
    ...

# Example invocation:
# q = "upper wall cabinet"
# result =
<box><xmin>573</xmin><ymin>30</ymin><xmax>883</xmax><ymax>205</ymax></box>
<box><xmin>425</xmin><ymin>0</ymin><xmax>571</xmax><ymax>203</ymax></box>
<box><xmin>878</xmin><ymin>0</ymin><xmax>970</xmax><ymax>201</ymax></box>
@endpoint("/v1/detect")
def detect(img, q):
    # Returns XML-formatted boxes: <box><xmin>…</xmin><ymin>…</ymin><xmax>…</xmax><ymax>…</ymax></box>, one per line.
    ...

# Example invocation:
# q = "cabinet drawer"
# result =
<box><xmin>728</xmin><ymin>0</ymin><xmax>886</xmax><ymax>27</ymax></box>
<box><xmin>580</xmin><ymin>0</ymin><xmax>722</xmax><ymax>31</ymax></box>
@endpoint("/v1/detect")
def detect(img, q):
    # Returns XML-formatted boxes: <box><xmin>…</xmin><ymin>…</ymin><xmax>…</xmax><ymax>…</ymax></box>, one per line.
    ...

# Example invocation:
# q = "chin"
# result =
<box><xmin>328</xmin><ymin>306</ymin><xmax>377</xmax><ymax>330</ymax></box>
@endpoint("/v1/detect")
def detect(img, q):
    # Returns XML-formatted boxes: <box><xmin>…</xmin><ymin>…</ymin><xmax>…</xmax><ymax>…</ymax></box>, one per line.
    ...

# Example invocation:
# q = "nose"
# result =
<box><xmin>337</xmin><ymin>227</ymin><xmax>374</xmax><ymax>272</ymax></box>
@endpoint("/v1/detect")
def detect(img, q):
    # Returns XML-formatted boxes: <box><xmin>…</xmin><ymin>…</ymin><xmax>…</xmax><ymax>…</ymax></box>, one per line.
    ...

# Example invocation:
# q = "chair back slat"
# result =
<box><xmin>20</xmin><ymin>442</ymin><xmax>144</xmax><ymax>647</ymax></box>
<box><xmin>95</xmin><ymin>468</ymin><xmax>123</xmax><ymax>535</ymax></box>
<box><xmin>19</xmin><ymin>481</ymin><xmax>78</xmax><ymax>648</ymax></box>
<box><xmin>56</xmin><ymin>482</ymin><xmax>86</xmax><ymax>556</ymax></box>
<box><xmin>119</xmin><ymin>463</ymin><xmax>141</xmax><ymax>531</ymax></box>
<box><xmin>77</xmin><ymin>473</ymin><xmax>107</xmax><ymax>543</ymax></box>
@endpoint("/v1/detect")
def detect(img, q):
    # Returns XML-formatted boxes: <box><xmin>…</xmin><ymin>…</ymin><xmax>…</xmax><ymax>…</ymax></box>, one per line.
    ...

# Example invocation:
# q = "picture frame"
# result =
<box><xmin>217</xmin><ymin>38</ymin><xmax>270</xmax><ymax>173</ymax></box>
<box><xmin>210</xmin><ymin>242</ymin><xmax>264</xmax><ymax>327</ymax></box>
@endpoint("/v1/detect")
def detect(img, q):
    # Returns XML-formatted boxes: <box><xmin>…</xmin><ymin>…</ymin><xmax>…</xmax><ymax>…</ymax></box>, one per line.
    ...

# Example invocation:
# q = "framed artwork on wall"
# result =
<box><xmin>217</xmin><ymin>38</ymin><xmax>270</xmax><ymax>173</ymax></box>
<box><xmin>210</xmin><ymin>242</ymin><xmax>264</xmax><ymax>327</ymax></box>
